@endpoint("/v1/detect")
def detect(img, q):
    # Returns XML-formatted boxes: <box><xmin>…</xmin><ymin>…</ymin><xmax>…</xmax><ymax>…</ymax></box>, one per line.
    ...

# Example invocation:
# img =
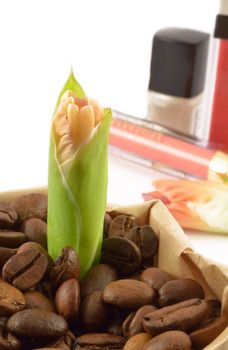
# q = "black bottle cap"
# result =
<box><xmin>148</xmin><ymin>28</ymin><xmax>209</xmax><ymax>98</ymax></box>
<box><xmin>214</xmin><ymin>15</ymin><xmax>228</xmax><ymax>39</ymax></box>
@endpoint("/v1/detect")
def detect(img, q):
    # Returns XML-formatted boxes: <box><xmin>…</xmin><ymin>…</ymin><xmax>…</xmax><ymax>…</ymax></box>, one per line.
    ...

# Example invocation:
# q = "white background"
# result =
<box><xmin>0</xmin><ymin>0</ymin><xmax>218</xmax><ymax>192</ymax></box>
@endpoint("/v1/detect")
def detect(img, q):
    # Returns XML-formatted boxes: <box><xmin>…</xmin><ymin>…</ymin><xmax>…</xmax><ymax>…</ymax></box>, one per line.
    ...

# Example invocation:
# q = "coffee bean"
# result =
<box><xmin>0</xmin><ymin>202</ymin><xmax>17</xmax><ymax>229</ymax></box>
<box><xmin>17</xmin><ymin>241</ymin><xmax>47</xmax><ymax>255</ymax></box>
<box><xmin>0</xmin><ymin>231</ymin><xmax>26</xmax><ymax>248</ymax></box>
<box><xmin>20</xmin><ymin>218</ymin><xmax>47</xmax><ymax>249</ymax></box>
<box><xmin>206</xmin><ymin>299</ymin><xmax>222</xmax><ymax>318</ymax></box>
<box><xmin>125</xmin><ymin>225</ymin><xmax>159</xmax><ymax>267</ymax></box>
<box><xmin>143</xmin><ymin>298</ymin><xmax>209</xmax><ymax>335</ymax></box>
<box><xmin>55</xmin><ymin>279</ymin><xmax>80</xmax><ymax>322</ymax></box>
<box><xmin>33</xmin><ymin>348</ymin><xmax>57</xmax><ymax>350</ymax></box>
<box><xmin>122</xmin><ymin>311</ymin><xmax>136</xmax><ymax>337</ymax></box>
<box><xmin>11</xmin><ymin>193</ymin><xmax>47</xmax><ymax>223</ymax></box>
<box><xmin>24</xmin><ymin>291</ymin><xmax>55</xmax><ymax>312</ymax></box>
<box><xmin>0</xmin><ymin>247</ymin><xmax>17</xmax><ymax>269</ymax></box>
<box><xmin>50</xmin><ymin>247</ymin><xmax>80</xmax><ymax>289</ymax></box>
<box><xmin>127</xmin><ymin>305</ymin><xmax>157</xmax><ymax>337</ymax></box>
<box><xmin>123</xmin><ymin>333</ymin><xmax>152</xmax><ymax>350</ymax></box>
<box><xmin>76</xmin><ymin>333</ymin><xmax>125</xmax><ymax>349</ymax></box>
<box><xmin>0</xmin><ymin>328</ymin><xmax>21</xmax><ymax>350</ymax></box>
<box><xmin>7</xmin><ymin>309</ymin><xmax>68</xmax><ymax>338</ymax></box>
<box><xmin>21</xmin><ymin>338</ymin><xmax>45</xmax><ymax>350</ymax></box>
<box><xmin>81</xmin><ymin>264</ymin><xmax>118</xmax><ymax>299</ymax></box>
<box><xmin>102</xmin><ymin>237</ymin><xmax>142</xmax><ymax>275</ymax></box>
<box><xmin>80</xmin><ymin>291</ymin><xmax>110</xmax><ymax>331</ymax></box>
<box><xmin>103</xmin><ymin>213</ymin><xmax>112</xmax><ymax>238</ymax></box>
<box><xmin>2</xmin><ymin>248</ymin><xmax>48</xmax><ymax>291</ymax></box>
<box><xmin>0</xmin><ymin>280</ymin><xmax>25</xmax><ymax>316</ymax></box>
<box><xmin>0</xmin><ymin>317</ymin><xmax>7</xmax><ymax>329</ymax></box>
<box><xmin>103</xmin><ymin>279</ymin><xmax>155</xmax><ymax>309</ymax></box>
<box><xmin>140</xmin><ymin>267</ymin><xmax>174</xmax><ymax>293</ymax></box>
<box><xmin>158</xmin><ymin>279</ymin><xmax>204</xmax><ymax>307</ymax></box>
<box><xmin>143</xmin><ymin>330</ymin><xmax>191</xmax><ymax>350</ymax></box>
<box><xmin>45</xmin><ymin>331</ymin><xmax>76</xmax><ymax>350</ymax></box>
<box><xmin>189</xmin><ymin>316</ymin><xmax>227</xmax><ymax>349</ymax></box>
<box><xmin>108</xmin><ymin>214</ymin><xmax>137</xmax><ymax>238</ymax></box>
<box><xmin>17</xmin><ymin>242</ymin><xmax>53</xmax><ymax>276</ymax></box>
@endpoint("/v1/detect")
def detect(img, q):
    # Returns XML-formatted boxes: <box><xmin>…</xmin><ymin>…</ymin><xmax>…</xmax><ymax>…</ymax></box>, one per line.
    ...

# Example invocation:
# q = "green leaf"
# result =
<box><xmin>47</xmin><ymin>130</ymin><xmax>81</xmax><ymax>259</ymax></box>
<box><xmin>55</xmin><ymin>69</ymin><xmax>86</xmax><ymax>110</ymax></box>
<box><xmin>67</xmin><ymin>108</ymin><xmax>112</xmax><ymax>276</ymax></box>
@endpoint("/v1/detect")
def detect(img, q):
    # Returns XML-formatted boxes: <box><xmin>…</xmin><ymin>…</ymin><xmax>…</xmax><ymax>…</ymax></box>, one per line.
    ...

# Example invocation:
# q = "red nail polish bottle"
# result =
<box><xmin>209</xmin><ymin>0</ymin><xmax>228</xmax><ymax>149</ymax></box>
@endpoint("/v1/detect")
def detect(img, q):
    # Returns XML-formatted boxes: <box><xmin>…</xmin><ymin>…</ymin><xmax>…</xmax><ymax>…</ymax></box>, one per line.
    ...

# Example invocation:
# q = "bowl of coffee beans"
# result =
<box><xmin>0</xmin><ymin>189</ymin><xmax>227</xmax><ymax>350</ymax></box>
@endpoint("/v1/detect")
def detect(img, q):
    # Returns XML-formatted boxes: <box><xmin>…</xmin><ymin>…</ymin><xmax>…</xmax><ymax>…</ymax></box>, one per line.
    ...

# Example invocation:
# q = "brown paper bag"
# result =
<box><xmin>0</xmin><ymin>187</ymin><xmax>227</xmax><ymax>349</ymax></box>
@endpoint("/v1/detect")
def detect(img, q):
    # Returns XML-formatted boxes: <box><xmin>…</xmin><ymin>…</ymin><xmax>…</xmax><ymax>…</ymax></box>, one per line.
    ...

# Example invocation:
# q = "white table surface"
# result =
<box><xmin>108</xmin><ymin>153</ymin><xmax>228</xmax><ymax>267</ymax></box>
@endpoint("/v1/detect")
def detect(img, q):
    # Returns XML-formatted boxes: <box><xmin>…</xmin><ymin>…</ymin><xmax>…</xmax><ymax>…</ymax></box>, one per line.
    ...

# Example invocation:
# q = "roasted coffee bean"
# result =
<box><xmin>0</xmin><ymin>317</ymin><xmax>7</xmax><ymax>329</ymax></box>
<box><xmin>140</xmin><ymin>267</ymin><xmax>174</xmax><ymax>293</ymax></box>
<box><xmin>7</xmin><ymin>309</ymin><xmax>68</xmax><ymax>338</ymax></box>
<box><xmin>76</xmin><ymin>333</ymin><xmax>125</xmax><ymax>350</ymax></box>
<box><xmin>2</xmin><ymin>248</ymin><xmax>48</xmax><ymax>291</ymax></box>
<box><xmin>24</xmin><ymin>291</ymin><xmax>55</xmax><ymax>312</ymax></box>
<box><xmin>108</xmin><ymin>214</ymin><xmax>137</xmax><ymax>237</ymax></box>
<box><xmin>0</xmin><ymin>247</ymin><xmax>17</xmax><ymax>269</ymax></box>
<box><xmin>80</xmin><ymin>291</ymin><xmax>110</xmax><ymax>331</ymax></box>
<box><xmin>143</xmin><ymin>330</ymin><xmax>192</xmax><ymax>350</ymax></box>
<box><xmin>158</xmin><ymin>278</ymin><xmax>204</xmax><ymax>307</ymax></box>
<box><xmin>45</xmin><ymin>331</ymin><xmax>76</xmax><ymax>350</ymax></box>
<box><xmin>0</xmin><ymin>230</ymin><xmax>26</xmax><ymax>248</ymax></box>
<box><xmin>123</xmin><ymin>333</ymin><xmax>152</xmax><ymax>350</ymax></box>
<box><xmin>125</xmin><ymin>225</ymin><xmax>159</xmax><ymax>267</ymax></box>
<box><xmin>122</xmin><ymin>311</ymin><xmax>136</xmax><ymax>337</ymax></box>
<box><xmin>0</xmin><ymin>202</ymin><xmax>17</xmax><ymax>229</ymax></box>
<box><xmin>102</xmin><ymin>237</ymin><xmax>142</xmax><ymax>275</ymax></box>
<box><xmin>81</xmin><ymin>264</ymin><xmax>118</xmax><ymax>299</ymax></box>
<box><xmin>50</xmin><ymin>247</ymin><xmax>80</xmax><ymax>289</ymax></box>
<box><xmin>0</xmin><ymin>328</ymin><xmax>21</xmax><ymax>350</ymax></box>
<box><xmin>143</xmin><ymin>298</ymin><xmax>209</xmax><ymax>335</ymax></box>
<box><xmin>33</xmin><ymin>348</ymin><xmax>57</xmax><ymax>350</ymax></box>
<box><xmin>17</xmin><ymin>241</ymin><xmax>47</xmax><ymax>254</ymax></box>
<box><xmin>20</xmin><ymin>218</ymin><xmax>47</xmax><ymax>249</ymax></box>
<box><xmin>18</xmin><ymin>241</ymin><xmax>52</xmax><ymax>265</ymax></box>
<box><xmin>17</xmin><ymin>242</ymin><xmax>53</xmax><ymax>278</ymax></box>
<box><xmin>206</xmin><ymin>299</ymin><xmax>222</xmax><ymax>318</ymax></box>
<box><xmin>103</xmin><ymin>279</ymin><xmax>155</xmax><ymax>309</ymax></box>
<box><xmin>11</xmin><ymin>193</ymin><xmax>47</xmax><ymax>223</ymax></box>
<box><xmin>55</xmin><ymin>279</ymin><xmax>80</xmax><ymax>322</ymax></box>
<box><xmin>189</xmin><ymin>316</ymin><xmax>227</xmax><ymax>349</ymax></box>
<box><xmin>0</xmin><ymin>280</ymin><xmax>25</xmax><ymax>316</ymax></box>
<box><xmin>127</xmin><ymin>305</ymin><xmax>157</xmax><ymax>337</ymax></box>
<box><xmin>103</xmin><ymin>213</ymin><xmax>112</xmax><ymax>238</ymax></box>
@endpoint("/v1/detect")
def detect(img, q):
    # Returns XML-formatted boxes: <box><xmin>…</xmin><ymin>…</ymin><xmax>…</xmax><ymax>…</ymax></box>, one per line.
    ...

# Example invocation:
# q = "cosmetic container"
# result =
<box><xmin>208</xmin><ymin>0</ymin><xmax>228</xmax><ymax>149</ymax></box>
<box><xmin>109</xmin><ymin>110</ymin><xmax>228</xmax><ymax>184</ymax></box>
<box><xmin>147</xmin><ymin>28</ymin><xmax>209</xmax><ymax>140</ymax></box>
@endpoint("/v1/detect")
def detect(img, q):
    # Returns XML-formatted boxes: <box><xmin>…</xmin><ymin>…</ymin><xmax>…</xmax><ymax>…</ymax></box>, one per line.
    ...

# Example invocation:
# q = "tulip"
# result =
<box><xmin>48</xmin><ymin>71</ymin><xmax>112</xmax><ymax>277</ymax></box>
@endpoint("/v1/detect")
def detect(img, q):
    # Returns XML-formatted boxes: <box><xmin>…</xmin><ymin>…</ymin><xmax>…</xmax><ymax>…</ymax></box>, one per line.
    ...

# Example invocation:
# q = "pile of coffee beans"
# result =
<box><xmin>0</xmin><ymin>194</ymin><xmax>226</xmax><ymax>350</ymax></box>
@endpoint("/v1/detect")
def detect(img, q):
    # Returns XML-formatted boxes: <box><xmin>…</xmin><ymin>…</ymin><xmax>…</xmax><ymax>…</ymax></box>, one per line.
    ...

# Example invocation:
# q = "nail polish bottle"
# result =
<box><xmin>208</xmin><ymin>0</ymin><xmax>228</xmax><ymax>148</ymax></box>
<box><xmin>147</xmin><ymin>28</ymin><xmax>209</xmax><ymax>140</ymax></box>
